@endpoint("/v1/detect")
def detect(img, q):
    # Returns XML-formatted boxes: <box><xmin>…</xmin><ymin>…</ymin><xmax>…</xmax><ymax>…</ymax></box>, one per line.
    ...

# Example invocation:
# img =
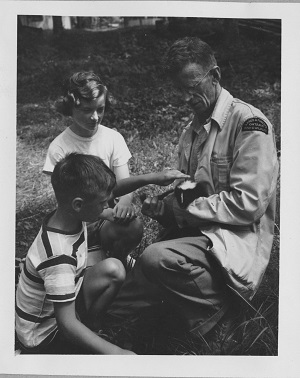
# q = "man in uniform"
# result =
<box><xmin>107</xmin><ymin>37</ymin><xmax>279</xmax><ymax>337</ymax></box>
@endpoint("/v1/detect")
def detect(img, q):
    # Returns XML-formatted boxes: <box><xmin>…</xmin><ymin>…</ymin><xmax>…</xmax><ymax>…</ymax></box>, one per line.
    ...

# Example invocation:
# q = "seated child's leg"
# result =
<box><xmin>100</xmin><ymin>217</ymin><xmax>143</xmax><ymax>263</ymax></box>
<box><xmin>87</xmin><ymin>220</ymin><xmax>108</xmax><ymax>267</ymax></box>
<box><xmin>81</xmin><ymin>258</ymin><xmax>126</xmax><ymax>330</ymax></box>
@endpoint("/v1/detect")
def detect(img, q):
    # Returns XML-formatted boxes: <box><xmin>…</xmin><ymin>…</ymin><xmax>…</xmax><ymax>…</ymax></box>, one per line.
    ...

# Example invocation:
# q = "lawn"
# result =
<box><xmin>16</xmin><ymin>19</ymin><xmax>281</xmax><ymax>355</ymax></box>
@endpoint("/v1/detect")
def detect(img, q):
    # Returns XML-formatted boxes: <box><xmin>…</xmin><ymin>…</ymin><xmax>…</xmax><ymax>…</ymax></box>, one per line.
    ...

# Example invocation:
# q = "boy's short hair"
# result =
<box><xmin>51</xmin><ymin>153</ymin><xmax>116</xmax><ymax>205</ymax></box>
<box><xmin>163</xmin><ymin>37</ymin><xmax>217</xmax><ymax>78</ymax></box>
<box><xmin>56</xmin><ymin>71</ymin><xmax>112</xmax><ymax>116</ymax></box>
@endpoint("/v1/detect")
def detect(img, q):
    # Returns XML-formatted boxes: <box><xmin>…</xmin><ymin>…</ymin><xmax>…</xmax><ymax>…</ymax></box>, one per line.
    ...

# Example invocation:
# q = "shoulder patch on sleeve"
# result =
<box><xmin>242</xmin><ymin>117</ymin><xmax>268</xmax><ymax>134</ymax></box>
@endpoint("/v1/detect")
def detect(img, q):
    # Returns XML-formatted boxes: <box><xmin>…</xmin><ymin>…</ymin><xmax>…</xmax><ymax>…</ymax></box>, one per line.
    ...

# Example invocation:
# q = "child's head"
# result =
<box><xmin>51</xmin><ymin>153</ymin><xmax>116</xmax><ymax>222</ymax></box>
<box><xmin>56</xmin><ymin>71</ymin><xmax>108</xmax><ymax>117</ymax></box>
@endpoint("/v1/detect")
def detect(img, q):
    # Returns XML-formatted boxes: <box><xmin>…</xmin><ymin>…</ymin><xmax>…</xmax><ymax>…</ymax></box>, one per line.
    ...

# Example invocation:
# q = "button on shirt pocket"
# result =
<box><xmin>211</xmin><ymin>156</ymin><xmax>233</xmax><ymax>193</ymax></box>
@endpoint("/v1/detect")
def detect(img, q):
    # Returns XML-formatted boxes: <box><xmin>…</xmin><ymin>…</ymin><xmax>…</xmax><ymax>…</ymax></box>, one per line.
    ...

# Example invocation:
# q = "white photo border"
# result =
<box><xmin>1</xmin><ymin>1</ymin><xmax>300</xmax><ymax>377</ymax></box>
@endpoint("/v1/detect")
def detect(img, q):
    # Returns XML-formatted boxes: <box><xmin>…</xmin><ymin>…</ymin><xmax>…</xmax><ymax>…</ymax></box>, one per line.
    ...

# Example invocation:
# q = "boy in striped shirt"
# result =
<box><xmin>15</xmin><ymin>152</ymin><xmax>188</xmax><ymax>354</ymax></box>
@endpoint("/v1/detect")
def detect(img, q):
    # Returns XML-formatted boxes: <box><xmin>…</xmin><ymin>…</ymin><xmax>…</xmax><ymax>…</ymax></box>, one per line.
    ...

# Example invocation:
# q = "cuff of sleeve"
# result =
<box><xmin>47</xmin><ymin>292</ymin><xmax>75</xmax><ymax>302</ymax></box>
<box><xmin>173</xmin><ymin>199</ymin><xmax>205</xmax><ymax>228</ymax></box>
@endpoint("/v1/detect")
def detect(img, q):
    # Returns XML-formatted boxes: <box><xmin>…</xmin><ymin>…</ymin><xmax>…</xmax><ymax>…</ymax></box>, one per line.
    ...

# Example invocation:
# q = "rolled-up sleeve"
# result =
<box><xmin>111</xmin><ymin>131</ymin><xmax>132</xmax><ymax>168</ymax></box>
<box><xmin>43</xmin><ymin>143</ymin><xmax>65</xmax><ymax>173</ymax></box>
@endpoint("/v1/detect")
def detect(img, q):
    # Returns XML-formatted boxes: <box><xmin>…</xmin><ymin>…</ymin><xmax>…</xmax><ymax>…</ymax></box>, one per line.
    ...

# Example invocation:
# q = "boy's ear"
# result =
<box><xmin>72</xmin><ymin>197</ymin><xmax>84</xmax><ymax>213</ymax></box>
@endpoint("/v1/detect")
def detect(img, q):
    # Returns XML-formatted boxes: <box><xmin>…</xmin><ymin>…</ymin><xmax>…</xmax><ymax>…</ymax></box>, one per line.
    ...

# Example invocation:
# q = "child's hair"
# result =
<box><xmin>163</xmin><ymin>37</ymin><xmax>217</xmax><ymax>78</ymax></box>
<box><xmin>56</xmin><ymin>71</ymin><xmax>111</xmax><ymax>116</ymax></box>
<box><xmin>51</xmin><ymin>152</ymin><xmax>116</xmax><ymax>205</ymax></box>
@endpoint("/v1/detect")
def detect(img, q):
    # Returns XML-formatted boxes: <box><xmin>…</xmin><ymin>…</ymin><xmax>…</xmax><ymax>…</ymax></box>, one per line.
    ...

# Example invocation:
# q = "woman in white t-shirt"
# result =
<box><xmin>43</xmin><ymin>71</ymin><xmax>143</xmax><ymax>266</ymax></box>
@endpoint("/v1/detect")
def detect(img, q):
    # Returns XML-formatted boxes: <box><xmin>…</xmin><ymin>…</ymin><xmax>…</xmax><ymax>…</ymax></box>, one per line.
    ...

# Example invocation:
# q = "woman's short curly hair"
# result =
<box><xmin>163</xmin><ymin>37</ymin><xmax>217</xmax><ymax>78</ymax></box>
<box><xmin>55</xmin><ymin>71</ymin><xmax>112</xmax><ymax>116</ymax></box>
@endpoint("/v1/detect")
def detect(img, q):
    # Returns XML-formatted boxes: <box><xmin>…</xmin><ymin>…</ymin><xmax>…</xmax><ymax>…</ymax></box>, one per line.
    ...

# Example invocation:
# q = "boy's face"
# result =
<box><xmin>77</xmin><ymin>192</ymin><xmax>111</xmax><ymax>222</ymax></box>
<box><xmin>71</xmin><ymin>94</ymin><xmax>106</xmax><ymax>137</ymax></box>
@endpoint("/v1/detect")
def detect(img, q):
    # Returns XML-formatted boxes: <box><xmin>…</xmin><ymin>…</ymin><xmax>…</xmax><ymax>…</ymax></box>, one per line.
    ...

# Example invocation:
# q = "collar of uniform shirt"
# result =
<box><xmin>192</xmin><ymin>115</ymin><xmax>211</xmax><ymax>135</ymax></box>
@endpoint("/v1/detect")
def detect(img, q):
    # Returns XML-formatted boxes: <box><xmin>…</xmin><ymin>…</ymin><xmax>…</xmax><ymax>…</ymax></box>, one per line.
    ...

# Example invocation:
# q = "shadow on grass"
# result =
<box><xmin>99</xmin><ymin>292</ymin><xmax>278</xmax><ymax>355</ymax></box>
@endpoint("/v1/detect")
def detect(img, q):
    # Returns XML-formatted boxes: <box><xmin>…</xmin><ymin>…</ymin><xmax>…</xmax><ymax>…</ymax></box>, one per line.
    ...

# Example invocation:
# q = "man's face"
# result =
<box><xmin>71</xmin><ymin>94</ymin><xmax>106</xmax><ymax>137</ymax></box>
<box><xmin>174</xmin><ymin>63</ymin><xmax>219</xmax><ymax>117</ymax></box>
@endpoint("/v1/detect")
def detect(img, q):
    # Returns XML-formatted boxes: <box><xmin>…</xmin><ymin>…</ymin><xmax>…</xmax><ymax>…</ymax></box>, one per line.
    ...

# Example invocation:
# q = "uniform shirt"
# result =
<box><xmin>43</xmin><ymin>124</ymin><xmax>132</xmax><ymax>173</ymax></box>
<box><xmin>15</xmin><ymin>212</ymin><xmax>87</xmax><ymax>348</ymax></box>
<box><xmin>166</xmin><ymin>88</ymin><xmax>279</xmax><ymax>299</ymax></box>
<box><xmin>188</xmin><ymin>122</ymin><xmax>211</xmax><ymax>178</ymax></box>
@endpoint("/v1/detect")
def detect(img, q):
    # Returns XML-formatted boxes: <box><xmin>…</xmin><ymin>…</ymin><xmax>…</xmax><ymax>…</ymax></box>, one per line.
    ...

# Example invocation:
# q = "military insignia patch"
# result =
<box><xmin>242</xmin><ymin>117</ymin><xmax>268</xmax><ymax>134</ymax></box>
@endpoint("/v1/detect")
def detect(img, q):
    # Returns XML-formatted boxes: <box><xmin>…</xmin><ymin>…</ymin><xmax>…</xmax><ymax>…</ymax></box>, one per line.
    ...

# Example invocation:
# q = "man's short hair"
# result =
<box><xmin>163</xmin><ymin>37</ymin><xmax>217</xmax><ymax>78</ymax></box>
<box><xmin>51</xmin><ymin>153</ymin><xmax>116</xmax><ymax>205</ymax></box>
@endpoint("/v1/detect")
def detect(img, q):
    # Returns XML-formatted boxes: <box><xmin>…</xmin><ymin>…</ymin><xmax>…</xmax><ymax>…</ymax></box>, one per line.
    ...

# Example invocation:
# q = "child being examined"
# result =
<box><xmin>15</xmin><ymin>152</ymin><xmax>188</xmax><ymax>355</ymax></box>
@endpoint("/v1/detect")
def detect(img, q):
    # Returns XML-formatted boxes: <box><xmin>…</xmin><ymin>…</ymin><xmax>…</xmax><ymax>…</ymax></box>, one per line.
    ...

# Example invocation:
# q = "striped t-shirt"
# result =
<box><xmin>15</xmin><ymin>211</ymin><xmax>87</xmax><ymax>348</ymax></box>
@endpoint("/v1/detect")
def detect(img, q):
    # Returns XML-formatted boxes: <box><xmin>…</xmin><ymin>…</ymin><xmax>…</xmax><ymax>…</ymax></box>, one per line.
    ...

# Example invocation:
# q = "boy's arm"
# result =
<box><xmin>54</xmin><ymin>301</ymin><xmax>135</xmax><ymax>355</ymax></box>
<box><xmin>113</xmin><ymin>170</ymin><xmax>190</xmax><ymax>198</ymax></box>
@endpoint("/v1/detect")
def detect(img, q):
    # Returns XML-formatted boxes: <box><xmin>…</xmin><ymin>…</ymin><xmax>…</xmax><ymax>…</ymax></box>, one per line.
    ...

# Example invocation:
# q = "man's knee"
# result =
<box><xmin>138</xmin><ymin>243</ymin><xmax>169</xmax><ymax>279</ymax></box>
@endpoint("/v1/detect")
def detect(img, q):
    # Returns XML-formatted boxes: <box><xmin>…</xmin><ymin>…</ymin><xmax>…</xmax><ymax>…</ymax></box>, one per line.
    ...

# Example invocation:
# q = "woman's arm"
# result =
<box><xmin>113</xmin><ymin>163</ymin><xmax>133</xmax><ymax>205</ymax></box>
<box><xmin>113</xmin><ymin>170</ymin><xmax>190</xmax><ymax>198</ymax></box>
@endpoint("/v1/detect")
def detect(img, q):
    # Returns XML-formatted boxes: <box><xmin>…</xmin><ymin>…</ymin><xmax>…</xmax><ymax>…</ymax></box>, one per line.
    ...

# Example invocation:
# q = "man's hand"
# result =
<box><xmin>142</xmin><ymin>194</ymin><xmax>178</xmax><ymax>228</ymax></box>
<box><xmin>141</xmin><ymin>196</ymin><xmax>165</xmax><ymax>220</ymax></box>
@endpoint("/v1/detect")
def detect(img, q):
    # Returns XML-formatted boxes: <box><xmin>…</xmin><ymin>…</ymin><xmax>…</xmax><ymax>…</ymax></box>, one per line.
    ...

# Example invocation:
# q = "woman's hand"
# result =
<box><xmin>152</xmin><ymin>170</ymin><xmax>189</xmax><ymax>186</ymax></box>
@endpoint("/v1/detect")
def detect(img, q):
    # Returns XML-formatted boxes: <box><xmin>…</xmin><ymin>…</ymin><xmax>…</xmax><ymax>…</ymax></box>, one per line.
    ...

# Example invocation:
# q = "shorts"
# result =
<box><xmin>87</xmin><ymin>197</ymin><xmax>117</xmax><ymax>253</ymax></box>
<box><xmin>87</xmin><ymin>219</ymin><xmax>106</xmax><ymax>252</ymax></box>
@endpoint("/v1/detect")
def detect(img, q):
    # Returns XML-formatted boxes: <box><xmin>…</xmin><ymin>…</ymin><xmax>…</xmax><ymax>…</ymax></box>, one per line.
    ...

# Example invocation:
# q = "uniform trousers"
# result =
<box><xmin>107</xmin><ymin>226</ymin><xmax>231</xmax><ymax>336</ymax></box>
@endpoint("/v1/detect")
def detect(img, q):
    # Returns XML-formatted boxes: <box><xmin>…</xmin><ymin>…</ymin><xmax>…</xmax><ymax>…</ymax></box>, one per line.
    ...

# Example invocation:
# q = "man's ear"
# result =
<box><xmin>212</xmin><ymin>66</ymin><xmax>221</xmax><ymax>84</ymax></box>
<box><xmin>72</xmin><ymin>197</ymin><xmax>84</xmax><ymax>213</ymax></box>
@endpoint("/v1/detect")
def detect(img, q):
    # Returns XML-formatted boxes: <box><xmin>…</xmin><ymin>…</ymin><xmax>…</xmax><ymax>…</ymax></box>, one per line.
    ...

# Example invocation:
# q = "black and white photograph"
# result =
<box><xmin>1</xmin><ymin>1</ymin><xmax>300</xmax><ymax>377</ymax></box>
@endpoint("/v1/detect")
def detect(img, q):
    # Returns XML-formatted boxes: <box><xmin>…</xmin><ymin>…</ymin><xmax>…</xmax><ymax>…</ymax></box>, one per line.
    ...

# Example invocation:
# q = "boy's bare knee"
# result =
<box><xmin>104</xmin><ymin>258</ymin><xmax>126</xmax><ymax>282</ymax></box>
<box><xmin>128</xmin><ymin>217</ymin><xmax>143</xmax><ymax>242</ymax></box>
<box><xmin>116</xmin><ymin>217</ymin><xmax>143</xmax><ymax>242</ymax></box>
<box><xmin>100</xmin><ymin>217</ymin><xmax>143</xmax><ymax>244</ymax></box>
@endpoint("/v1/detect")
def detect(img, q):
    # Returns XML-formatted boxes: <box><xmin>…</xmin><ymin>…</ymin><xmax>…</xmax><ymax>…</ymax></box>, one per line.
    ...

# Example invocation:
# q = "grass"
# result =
<box><xmin>16</xmin><ymin>19</ymin><xmax>281</xmax><ymax>355</ymax></box>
